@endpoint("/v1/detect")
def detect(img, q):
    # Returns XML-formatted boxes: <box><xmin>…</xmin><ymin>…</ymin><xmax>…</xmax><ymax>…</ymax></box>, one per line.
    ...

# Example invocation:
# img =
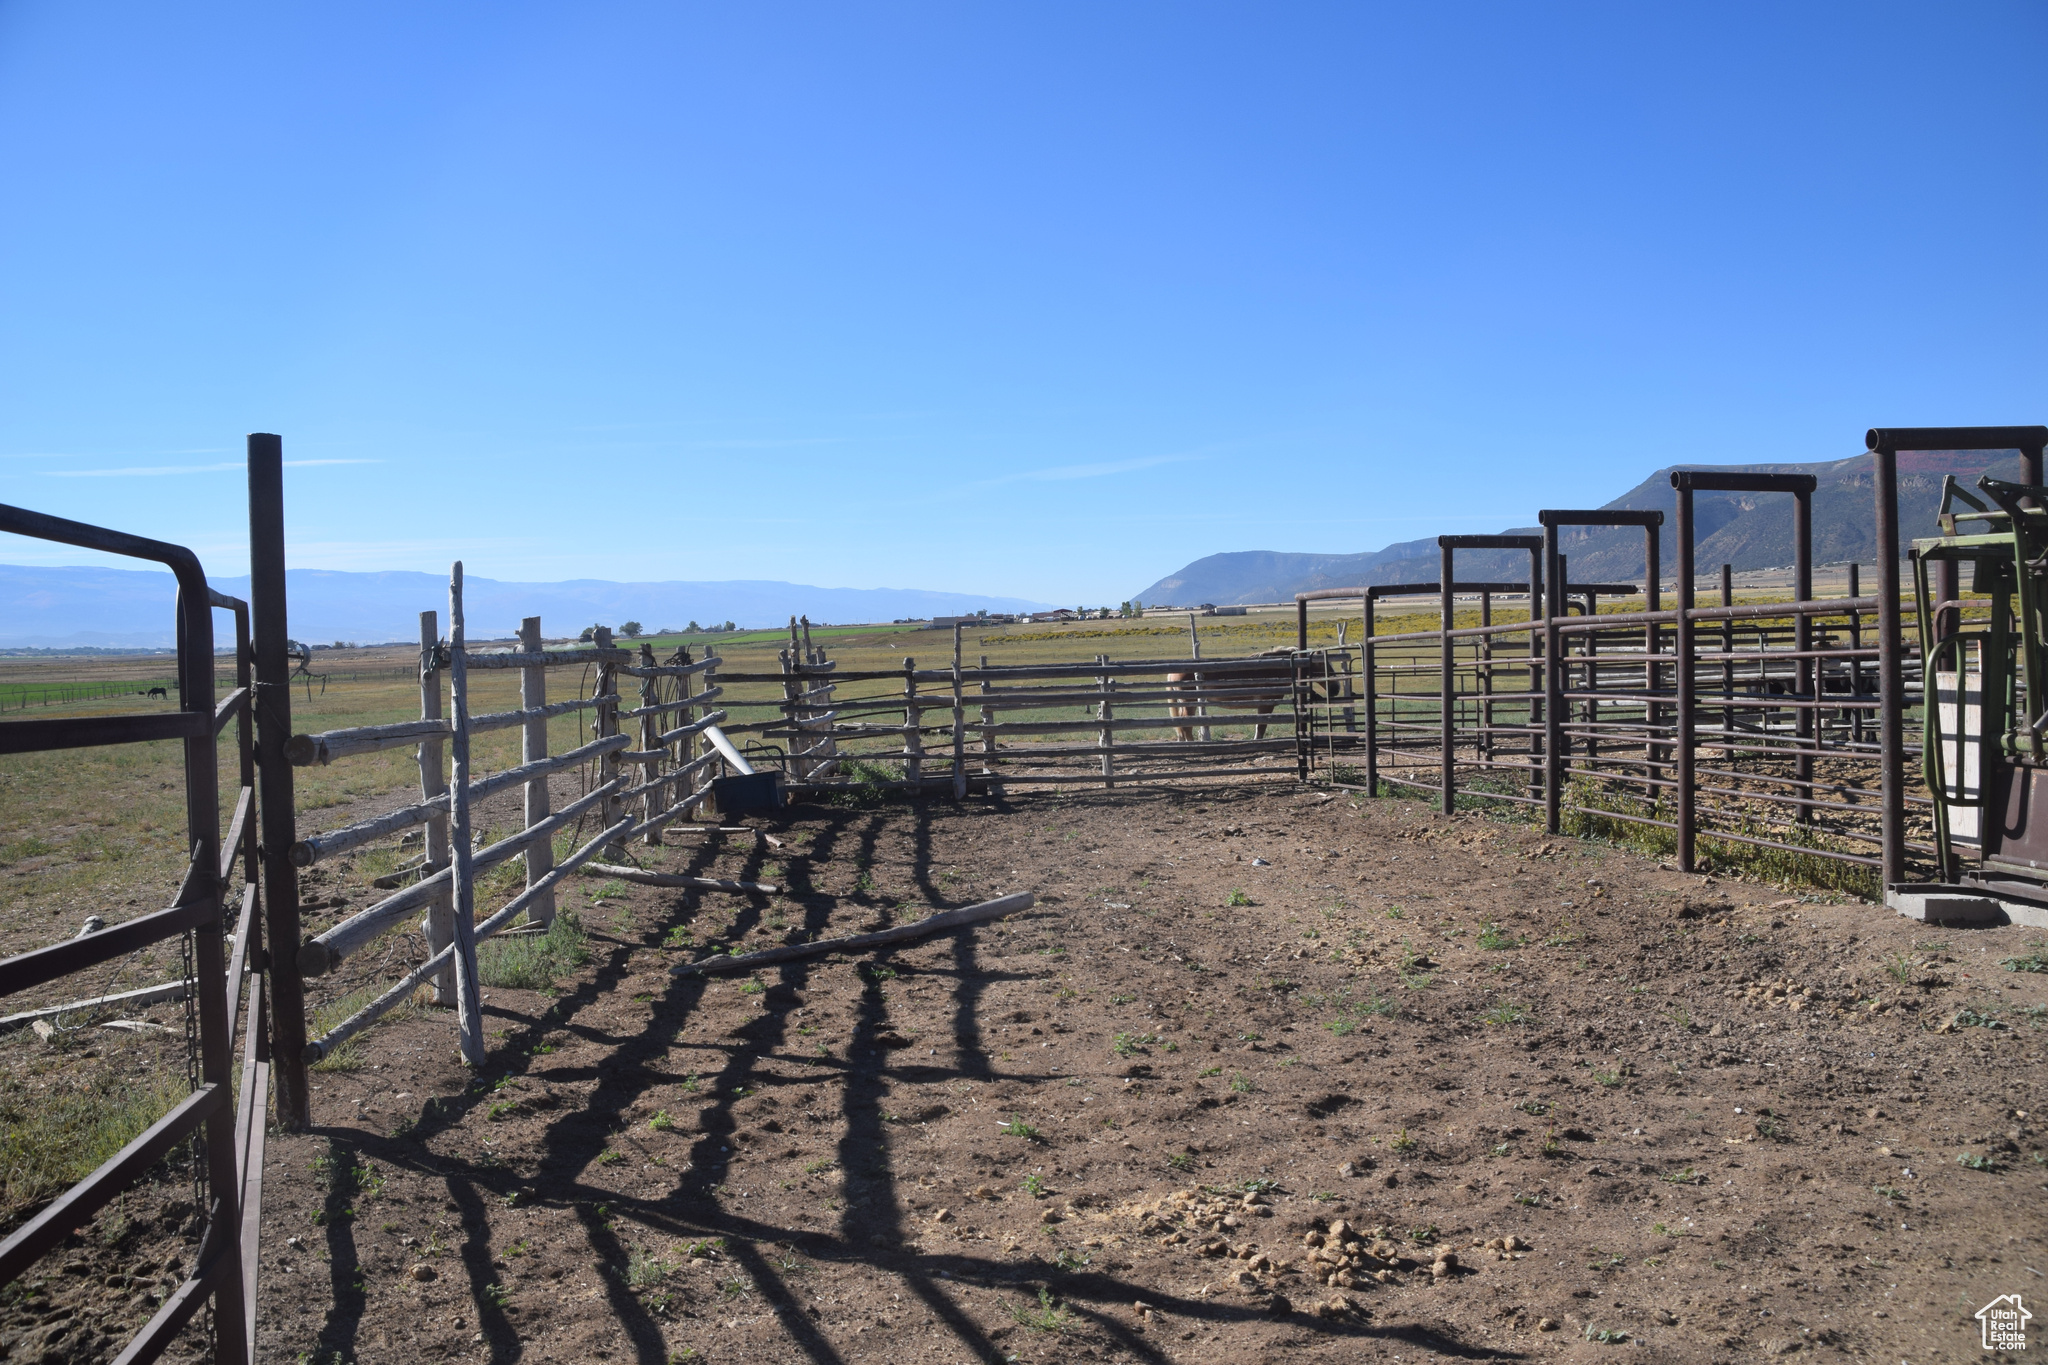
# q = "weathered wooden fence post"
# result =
<box><xmin>637</xmin><ymin>640</ymin><xmax>662</xmax><ymax>845</ymax></box>
<box><xmin>1098</xmin><ymin>654</ymin><xmax>1115</xmax><ymax>789</ymax></box>
<box><xmin>446</xmin><ymin>563</ymin><xmax>485</xmax><ymax>1065</ymax></box>
<box><xmin>419</xmin><ymin>611</ymin><xmax>455</xmax><ymax>999</ymax></box>
<box><xmin>1187</xmin><ymin>611</ymin><xmax>1212</xmax><ymax>742</ymax></box>
<box><xmin>591</xmin><ymin>627</ymin><xmax>623</xmax><ymax>853</ymax></box>
<box><xmin>521</xmin><ymin>616</ymin><xmax>558</xmax><ymax>920</ymax></box>
<box><xmin>951</xmin><ymin>624</ymin><xmax>967</xmax><ymax>799</ymax></box>
<box><xmin>979</xmin><ymin>653</ymin><xmax>995</xmax><ymax>773</ymax></box>
<box><xmin>903</xmin><ymin>657</ymin><xmax>923</xmax><ymax>788</ymax></box>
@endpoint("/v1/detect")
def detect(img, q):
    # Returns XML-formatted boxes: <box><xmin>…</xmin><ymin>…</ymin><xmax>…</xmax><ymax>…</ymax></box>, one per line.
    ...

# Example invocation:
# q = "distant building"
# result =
<box><xmin>1029</xmin><ymin>609</ymin><xmax>1079</xmax><ymax>622</ymax></box>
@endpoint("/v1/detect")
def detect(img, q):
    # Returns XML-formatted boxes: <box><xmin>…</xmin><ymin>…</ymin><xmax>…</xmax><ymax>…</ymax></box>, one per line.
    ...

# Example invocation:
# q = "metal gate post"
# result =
<box><xmin>1439</xmin><ymin>543</ymin><xmax>1455</xmax><ymax>814</ymax></box>
<box><xmin>1542</xmin><ymin>525</ymin><xmax>1564</xmax><ymax>832</ymax></box>
<box><xmin>1362</xmin><ymin>591</ymin><xmax>1377</xmax><ymax>795</ymax></box>
<box><xmin>1794</xmin><ymin>488</ymin><xmax>1815</xmax><ymax>823</ymax></box>
<box><xmin>248</xmin><ymin>434</ymin><xmax>311</xmax><ymax>1129</ymax></box>
<box><xmin>1868</xmin><ymin>433</ymin><xmax>1905</xmax><ymax>885</ymax></box>
<box><xmin>1673</xmin><ymin>481</ymin><xmax>1697</xmax><ymax>871</ymax></box>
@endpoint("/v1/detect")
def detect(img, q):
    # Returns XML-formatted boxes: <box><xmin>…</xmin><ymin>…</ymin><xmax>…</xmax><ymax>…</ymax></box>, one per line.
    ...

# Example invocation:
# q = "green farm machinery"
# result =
<box><xmin>1906</xmin><ymin>425</ymin><xmax>2048</xmax><ymax>924</ymax></box>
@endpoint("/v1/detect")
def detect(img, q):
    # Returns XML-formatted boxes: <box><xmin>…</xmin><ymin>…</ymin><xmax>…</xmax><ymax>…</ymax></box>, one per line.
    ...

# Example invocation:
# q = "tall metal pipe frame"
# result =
<box><xmin>1537</xmin><ymin>510</ymin><xmax>1664</xmax><ymax>827</ymax></box>
<box><xmin>1718</xmin><ymin>564</ymin><xmax>1735</xmax><ymax>745</ymax></box>
<box><xmin>1434</xmin><ymin>536</ymin><xmax>1545</xmax><ymax>815</ymax></box>
<box><xmin>1667</xmin><ymin>471</ymin><xmax>1817</xmax><ymax>871</ymax></box>
<box><xmin>1306</xmin><ymin>581</ymin><xmax>1534</xmax><ymax>798</ymax></box>
<box><xmin>1866</xmin><ymin>424</ymin><xmax>2048</xmax><ymax>888</ymax></box>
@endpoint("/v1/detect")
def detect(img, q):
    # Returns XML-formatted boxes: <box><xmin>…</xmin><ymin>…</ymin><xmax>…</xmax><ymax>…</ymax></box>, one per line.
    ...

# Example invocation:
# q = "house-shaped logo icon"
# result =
<box><xmin>1977</xmin><ymin>1294</ymin><xmax>2031</xmax><ymax>1352</ymax></box>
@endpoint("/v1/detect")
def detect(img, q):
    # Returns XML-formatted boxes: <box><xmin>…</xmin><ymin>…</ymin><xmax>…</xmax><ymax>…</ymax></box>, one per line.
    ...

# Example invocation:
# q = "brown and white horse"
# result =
<box><xmin>1167</xmin><ymin>647</ymin><xmax>1297</xmax><ymax>741</ymax></box>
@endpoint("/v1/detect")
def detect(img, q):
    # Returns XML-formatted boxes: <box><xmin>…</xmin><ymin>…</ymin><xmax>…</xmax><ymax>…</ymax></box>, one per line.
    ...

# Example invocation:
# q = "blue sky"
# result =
<box><xmin>1</xmin><ymin>3</ymin><xmax>2042</xmax><ymax>604</ymax></box>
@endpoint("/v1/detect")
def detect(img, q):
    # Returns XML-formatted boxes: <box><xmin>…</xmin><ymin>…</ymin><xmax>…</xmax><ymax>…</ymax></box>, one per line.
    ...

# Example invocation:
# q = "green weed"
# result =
<box><xmin>1008</xmin><ymin>1287</ymin><xmax>1072</xmax><ymax>1333</ymax></box>
<box><xmin>478</xmin><ymin>911</ymin><xmax>590</xmax><ymax>990</ymax></box>
<box><xmin>1477</xmin><ymin>922</ymin><xmax>1519</xmax><ymax>950</ymax></box>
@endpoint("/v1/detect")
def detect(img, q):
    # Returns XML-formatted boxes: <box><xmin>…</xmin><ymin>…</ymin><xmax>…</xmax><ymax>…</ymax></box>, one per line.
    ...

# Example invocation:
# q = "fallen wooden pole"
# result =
<box><xmin>671</xmin><ymin>891</ymin><xmax>1034</xmax><ymax>976</ymax></box>
<box><xmin>579</xmin><ymin>862</ymin><xmax>781</xmax><ymax>894</ymax></box>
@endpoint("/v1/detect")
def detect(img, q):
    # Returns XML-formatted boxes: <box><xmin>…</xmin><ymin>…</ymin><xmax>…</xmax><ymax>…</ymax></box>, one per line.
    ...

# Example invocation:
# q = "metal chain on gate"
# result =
<box><xmin>178</xmin><ymin>923</ymin><xmax>213</xmax><ymax>1351</ymax></box>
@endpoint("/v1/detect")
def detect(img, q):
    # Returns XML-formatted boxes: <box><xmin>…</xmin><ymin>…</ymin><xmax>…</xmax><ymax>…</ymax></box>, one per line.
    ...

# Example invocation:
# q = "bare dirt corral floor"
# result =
<box><xmin>255</xmin><ymin>785</ymin><xmax>2048</xmax><ymax>1365</ymax></box>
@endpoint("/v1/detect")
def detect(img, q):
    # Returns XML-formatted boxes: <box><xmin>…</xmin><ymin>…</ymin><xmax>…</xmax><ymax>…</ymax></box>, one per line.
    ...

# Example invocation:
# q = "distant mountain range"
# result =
<box><xmin>1135</xmin><ymin>448</ymin><xmax>2026</xmax><ymax>605</ymax></box>
<box><xmin>0</xmin><ymin>567</ymin><xmax>1054</xmax><ymax>650</ymax></box>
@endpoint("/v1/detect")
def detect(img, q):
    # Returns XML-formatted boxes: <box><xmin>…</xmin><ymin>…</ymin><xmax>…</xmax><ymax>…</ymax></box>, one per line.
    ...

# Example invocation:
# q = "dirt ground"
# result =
<box><xmin>228</xmin><ymin>781</ymin><xmax>2048</xmax><ymax>1365</ymax></box>
<box><xmin>223</xmin><ymin>784</ymin><xmax>2048</xmax><ymax>1361</ymax></box>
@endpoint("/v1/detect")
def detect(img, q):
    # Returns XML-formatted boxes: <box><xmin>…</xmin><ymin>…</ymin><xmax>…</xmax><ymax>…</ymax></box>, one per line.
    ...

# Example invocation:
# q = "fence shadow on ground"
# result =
<box><xmin>299</xmin><ymin>799</ymin><xmax>1519</xmax><ymax>1365</ymax></box>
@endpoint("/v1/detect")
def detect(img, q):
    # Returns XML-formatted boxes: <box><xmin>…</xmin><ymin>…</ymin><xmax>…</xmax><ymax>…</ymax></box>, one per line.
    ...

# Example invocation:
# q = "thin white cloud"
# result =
<box><xmin>46</xmin><ymin>459</ymin><xmax>380</xmax><ymax>478</ymax></box>
<box><xmin>2</xmin><ymin>447</ymin><xmax>227</xmax><ymax>459</ymax></box>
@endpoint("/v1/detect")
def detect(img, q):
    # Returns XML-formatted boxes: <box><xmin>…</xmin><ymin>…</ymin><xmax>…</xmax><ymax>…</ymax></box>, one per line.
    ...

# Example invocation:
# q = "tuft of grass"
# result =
<box><xmin>0</xmin><ymin>1063</ymin><xmax>191</xmax><ymax>1226</ymax></box>
<box><xmin>478</xmin><ymin>911</ymin><xmax>590</xmax><ymax>990</ymax></box>
<box><xmin>310</xmin><ymin>979</ymin><xmax>427</xmax><ymax>1072</ymax></box>
<box><xmin>1325</xmin><ymin>1017</ymin><xmax>1356</xmax><ymax>1036</ymax></box>
<box><xmin>1225</xmin><ymin>889</ymin><xmax>1253</xmax><ymax>908</ymax></box>
<box><xmin>649</xmin><ymin>1110</ymin><xmax>674</xmax><ymax>1132</ymax></box>
<box><xmin>830</xmin><ymin>758</ymin><xmax>904</xmax><ymax>808</ymax></box>
<box><xmin>1390</xmin><ymin>1128</ymin><xmax>1418</xmax><ymax>1153</ymax></box>
<box><xmin>1480</xmin><ymin>1002</ymin><xmax>1528</xmax><ymax>1027</ymax></box>
<box><xmin>1558</xmin><ymin>776</ymin><xmax>1875</xmax><ymax>896</ymax></box>
<box><xmin>1229</xmin><ymin>1074</ymin><xmax>1255</xmax><ymax>1095</ymax></box>
<box><xmin>999</xmin><ymin>1116</ymin><xmax>1040</xmax><ymax>1141</ymax></box>
<box><xmin>626</xmin><ymin>1245</ymin><xmax>672</xmax><ymax>1289</ymax></box>
<box><xmin>1008</xmin><ymin>1287</ymin><xmax>1073</xmax><ymax>1333</ymax></box>
<box><xmin>1477</xmin><ymin>922</ymin><xmax>1519</xmax><ymax>950</ymax></box>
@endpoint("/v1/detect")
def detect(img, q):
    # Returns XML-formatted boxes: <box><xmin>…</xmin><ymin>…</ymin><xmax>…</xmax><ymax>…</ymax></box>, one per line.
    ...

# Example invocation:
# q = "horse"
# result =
<box><xmin>1166</xmin><ymin>647</ymin><xmax>1297</xmax><ymax>741</ymax></box>
<box><xmin>146</xmin><ymin>686</ymin><xmax>168</xmax><ymax>699</ymax></box>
